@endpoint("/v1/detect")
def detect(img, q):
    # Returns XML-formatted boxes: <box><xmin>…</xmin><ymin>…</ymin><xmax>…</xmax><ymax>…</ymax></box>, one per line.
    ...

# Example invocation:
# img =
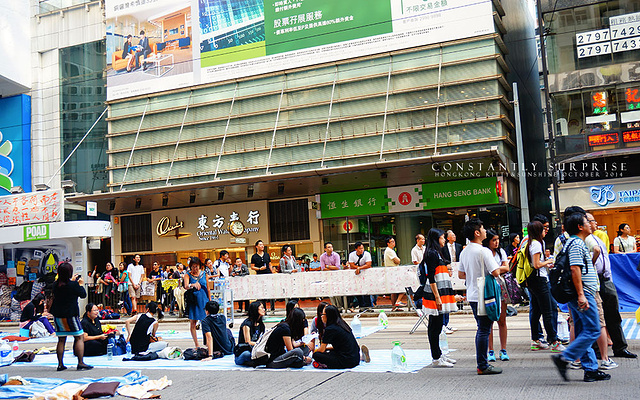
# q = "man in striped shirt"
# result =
<box><xmin>552</xmin><ymin>212</ymin><xmax>611</xmax><ymax>383</ymax></box>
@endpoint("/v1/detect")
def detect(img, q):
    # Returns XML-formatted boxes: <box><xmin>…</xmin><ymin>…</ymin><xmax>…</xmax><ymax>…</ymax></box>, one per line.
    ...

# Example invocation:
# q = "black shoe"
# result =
<box><xmin>613</xmin><ymin>349</ymin><xmax>637</xmax><ymax>358</ymax></box>
<box><xmin>551</xmin><ymin>354</ymin><xmax>569</xmax><ymax>381</ymax></box>
<box><xmin>584</xmin><ymin>370</ymin><xmax>611</xmax><ymax>382</ymax></box>
<box><xmin>77</xmin><ymin>364</ymin><xmax>94</xmax><ymax>371</ymax></box>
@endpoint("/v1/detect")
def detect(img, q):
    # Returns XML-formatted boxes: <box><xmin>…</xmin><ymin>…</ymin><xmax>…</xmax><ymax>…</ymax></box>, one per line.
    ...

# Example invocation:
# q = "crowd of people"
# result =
<box><xmin>23</xmin><ymin>210</ymin><xmax>637</xmax><ymax>377</ymax></box>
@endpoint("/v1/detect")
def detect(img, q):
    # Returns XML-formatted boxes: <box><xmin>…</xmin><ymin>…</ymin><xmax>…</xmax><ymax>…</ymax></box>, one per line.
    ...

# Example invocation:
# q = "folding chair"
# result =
<box><xmin>405</xmin><ymin>287</ymin><xmax>428</xmax><ymax>334</ymax></box>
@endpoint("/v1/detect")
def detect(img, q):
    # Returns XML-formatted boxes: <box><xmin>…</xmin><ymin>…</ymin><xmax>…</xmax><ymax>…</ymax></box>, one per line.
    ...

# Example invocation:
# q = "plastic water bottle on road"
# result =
<box><xmin>11</xmin><ymin>341</ymin><xmax>18</xmax><ymax>358</ymax></box>
<box><xmin>378</xmin><ymin>310</ymin><xmax>388</xmax><ymax>328</ymax></box>
<box><xmin>107</xmin><ymin>342</ymin><xmax>114</xmax><ymax>360</ymax></box>
<box><xmin>557</xmin><ymin>314</ymin><xmax>569</xmax><ymax>342</ymax></box>
<box><xmin>391</xmin><ymin>341</ymin><xmax>407</xmax><ymax>371</ymax></box>
<box><xmin>350</xmin><ymin>314</ymin><xmax>362</xmax><ymax>336</ymax></box>
<box><xmin>0</xmin><ymin>341</ymin><xmax>12</xmax><ymax>366</ymax></box>
<box><xmin>126</xmin><ymin>342</ymin><xmax>132</xmax><ymax>357</ymax></box>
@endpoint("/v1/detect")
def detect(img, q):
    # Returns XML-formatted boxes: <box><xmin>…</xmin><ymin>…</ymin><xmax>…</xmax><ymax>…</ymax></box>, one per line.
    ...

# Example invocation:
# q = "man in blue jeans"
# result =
<box><xmin>552</xmin><ymin>211</ymin><xmax>611</xmax><ymax>382</ymax></box>
<box><xmin>458</xmin><ymin>218</ymin><xmax>509</xmax><ymax>375</ymax></box>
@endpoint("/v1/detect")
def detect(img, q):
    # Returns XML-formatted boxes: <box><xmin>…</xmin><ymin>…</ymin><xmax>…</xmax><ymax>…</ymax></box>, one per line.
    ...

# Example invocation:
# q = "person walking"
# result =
<box><xmin>613</xmin><ymin>223</ymin><xmax>636</xmax><ymax>253</ymax></box>
<box><xmin>458</xmin><ymin>218</ymin><xmax>508</xmax><ymax>375</ymax></box>
<box><xmin>483</xmin><ymin>230</ymin><xmax>510</xmax><ymax>362</ymax></box>
<box><xmin>422</xmin><ymin>228</ymin><xmax>457</xmax><ymax>367</ymax></box>
<box><xmin>50</xmin><ymin>262</ymin><xmax>92</xmax><ymax>371</ymax></box>
<box><xmin>552</xmin><ymin>212</ymin><xmax>611</xmax><ymax>382</ymax></box>
<box><xmin>184</xmin><ymin>257</ymin><xmax>210</xmax><ymax>347</ymax></box>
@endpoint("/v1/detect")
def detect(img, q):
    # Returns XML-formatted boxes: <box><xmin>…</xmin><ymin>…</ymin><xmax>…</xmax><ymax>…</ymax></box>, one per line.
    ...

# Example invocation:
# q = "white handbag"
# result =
<box><xmin>476</xmin><ymin>256</ymin><xmax>487</xmax><ymax>316</ymax></box>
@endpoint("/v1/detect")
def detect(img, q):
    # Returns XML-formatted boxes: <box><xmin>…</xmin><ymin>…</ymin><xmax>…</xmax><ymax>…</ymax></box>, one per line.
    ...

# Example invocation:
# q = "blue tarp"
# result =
<box><xmin>0</xmin><ymin>370</ymin><xmax>147</xmax><ymax>399</ymax></box>
<box><xmin>610</xmin><ymin>253</ymin><xmax>640</xmax><ymax>312</ymax></box>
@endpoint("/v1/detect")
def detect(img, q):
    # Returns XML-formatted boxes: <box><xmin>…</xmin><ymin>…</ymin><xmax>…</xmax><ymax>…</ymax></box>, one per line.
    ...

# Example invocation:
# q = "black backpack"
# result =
<box><xmin>549</xmin><ymin>239</ymin><xmax>587</xmax><ymax>303</ymax></box>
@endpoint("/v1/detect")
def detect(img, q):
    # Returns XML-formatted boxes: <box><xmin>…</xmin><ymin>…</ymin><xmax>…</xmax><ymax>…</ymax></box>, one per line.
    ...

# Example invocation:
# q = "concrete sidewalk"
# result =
<box><xmin>6</xmin><ymin>312</ymin><xmax>639</xmax><ymax>399</ymax></box>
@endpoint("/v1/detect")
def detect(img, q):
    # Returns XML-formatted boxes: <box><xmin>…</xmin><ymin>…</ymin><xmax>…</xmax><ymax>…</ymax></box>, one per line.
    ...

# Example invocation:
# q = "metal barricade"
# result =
<box><xmin>85</xmin><ymin>283</ymin><xmax>120</xmax><ymax>311</ymax></box>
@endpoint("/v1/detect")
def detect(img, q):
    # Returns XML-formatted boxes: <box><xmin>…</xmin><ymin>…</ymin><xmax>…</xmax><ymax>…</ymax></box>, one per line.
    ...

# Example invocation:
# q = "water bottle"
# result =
<box><xmin>557</xmin><ymin>314</ymin><xmax>569</xmax><ymax>342</ymax></box>
<box><xmin>378</xmin><ymin>310</ymin><xmax>388</xmax><ymax>328</ymax></box>
<box><xmin>125</xmin><ymin>342</ymin><xmax>132</xmax><ymax>357</ymax></box>
<box><xmin>0</xmin><ymin>341</ymin><xmax>12</xmax><ymax>366</ymax></box>
<box><xmin>350</xmin><ymin>314</ymin><xmax>362</xmax><ymax>337</ymax></box>
<box><xmin>11</xmin><ymin>342</ymin><xmax>18</xmax><ymax>358</ymax></box>
<box><xmin>107</xmin><ymin>343</ymin><xmax>114</xmax><ymax>361</ymax></box>
<box><xmin>439</xmin><ymin>329</ymin><xmax>449</xmax><ymax>354</ymax></box>
<box><xmin>391</xmin><ymin>341</ymin><xmax>407</xmax><ymax>371</ymax></box>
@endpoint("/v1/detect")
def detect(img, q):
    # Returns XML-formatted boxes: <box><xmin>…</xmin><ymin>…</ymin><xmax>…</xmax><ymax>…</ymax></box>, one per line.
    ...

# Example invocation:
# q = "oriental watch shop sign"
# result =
<box><xmin>196</xmin><ymin>209</ymin><xmax>261</xmax><ymax>241</ymax></box>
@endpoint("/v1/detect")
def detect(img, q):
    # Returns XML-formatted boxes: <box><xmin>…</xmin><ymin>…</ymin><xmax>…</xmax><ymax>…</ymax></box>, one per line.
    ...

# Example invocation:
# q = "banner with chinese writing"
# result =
<box><xmin>320</xmin><ymin>177</ymin><xmax>500</xmax><ymax>218</ymax></box>
<box><xmin>106</xmin><ymin>0</ymin><xmax>495</xmax><ymax>100</ymax></box>
<box><xmin>0</xmin><ymin>190</ymin><xmax>63</xmax><ymax>227</ymax></box>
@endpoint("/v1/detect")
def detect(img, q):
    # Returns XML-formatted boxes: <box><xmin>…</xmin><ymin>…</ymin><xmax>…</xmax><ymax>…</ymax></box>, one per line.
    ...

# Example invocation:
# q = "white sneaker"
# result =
<box><xmin>443</xmin><ymin>326</ymin><xmax>454</xmax><ymax>334</ymax></box>
<box><xmin>442</xmin><ymin>354</ymin><xmax>457</xmax><ymax>364</ymax></box>
<box><xmin>568</xmin><ymin>360</ymin><xmax>582</xmax><ymax>370</ymax></box>
<box><xmin>599</xmin><ymin>359</ymin><xmax>618</xmax><ymax>370</ymax></box>
<box><xmin>446</xmin><ymin>325</ymin><xmax>458</xmax><ymax>332</ymax></box>
<box><xmin>432</xmin><ymin>356</ymin><xmax>454</xmax><ymax>368</ymax></box>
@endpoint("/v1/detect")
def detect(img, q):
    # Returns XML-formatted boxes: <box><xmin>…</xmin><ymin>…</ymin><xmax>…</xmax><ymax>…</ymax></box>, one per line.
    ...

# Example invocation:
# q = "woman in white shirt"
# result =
<box><xmin>525</xmin><ymin>221</ymin><xmax>563</xmax><ymax>353</ymax></box>
<box><xmin>613</xmin><ymin>223</ymin><xmax>637</xmax><ymax>253</ymax></box>
<box><xmin>482</xmin><ymin>230</ymin><xmax>510</xmax><ymax>361</ymax></box>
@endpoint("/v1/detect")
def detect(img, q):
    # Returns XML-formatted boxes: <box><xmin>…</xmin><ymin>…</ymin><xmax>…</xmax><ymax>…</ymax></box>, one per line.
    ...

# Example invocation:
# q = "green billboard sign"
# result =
<box><xmin>320</xmin><ymin>177</ymin><xmax>500</xmax><ymax>218</ymax></box>
<box><xmin>23</xmin><ymin>224</ymin><xmax>49</xmax><ymax>241</ymax></box>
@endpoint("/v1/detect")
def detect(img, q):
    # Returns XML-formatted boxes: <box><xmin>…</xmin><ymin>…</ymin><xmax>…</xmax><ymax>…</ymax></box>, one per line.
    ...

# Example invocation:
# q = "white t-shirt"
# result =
<box><xmin>383</xmin><ymin>247</ymin><xmax>399</xmax><ymax>266</ymax></box>
<box><xmin>528</xmin><ymin>239</ymin><xmax>548</xmax><ymax>278</ymax></box>
<box><xmin>411</xmin><ymin>244</ymin><xmax>425</xmax><ymax>264</ymax></box>
<box><xmin>614</xmin><ymin>235</ymin><xmax>636</xmax><ymax>253</ymax></box>
<box><xmin>214</xmin><ymin>260</ymin><xmax>230</xmax><ymax>277</ymax></box>
<box><xmin>493</xmin><ymin>248</ymin><xmax>508</xmax><ymax>267</ymax></box>
<box><xmin>127</xmin><ymin>263</ymin><xmax>145</xmax><ymax>285</ymax></box>
<box><xmin>458</xmin><ymin>242</ymin><xmax>500</xmax><ymax>302</ymax></box>
<box><xmin>348</xmin><ymin>250</ymin><xmax>372</xmax><ymax>266</ymax></box>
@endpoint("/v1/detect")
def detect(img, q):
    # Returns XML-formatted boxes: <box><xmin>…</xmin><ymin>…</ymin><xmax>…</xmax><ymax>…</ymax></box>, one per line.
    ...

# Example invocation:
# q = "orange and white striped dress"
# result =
<box><xmin>422</xmin><ymin>249</ymin><xmax>457</xmax><ymax>315</ymax></box>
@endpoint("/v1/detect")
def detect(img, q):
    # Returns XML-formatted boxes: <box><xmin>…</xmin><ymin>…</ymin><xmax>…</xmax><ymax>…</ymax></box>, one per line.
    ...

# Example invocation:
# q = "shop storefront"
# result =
<box><xmin>319</xmin><ymin>177</ymin><xmax>519</xmax><ymax>264</ymax></box>
<box><xmin>556</xmin><ymin>177</ymin><xmax>640</xmax><ymax>246</ymax></box>
<box><xmin>113</xmin><ymin>198</ymin><xmax>321</xmax><ymax>271</ymax></box>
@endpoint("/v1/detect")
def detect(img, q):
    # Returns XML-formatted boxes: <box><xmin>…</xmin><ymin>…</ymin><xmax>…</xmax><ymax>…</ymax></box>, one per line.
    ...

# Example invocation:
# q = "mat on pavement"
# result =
<box><xmin>621</xmin><ymin>318</ymin><xmax>640</xmax><ymax>340</ymax></box>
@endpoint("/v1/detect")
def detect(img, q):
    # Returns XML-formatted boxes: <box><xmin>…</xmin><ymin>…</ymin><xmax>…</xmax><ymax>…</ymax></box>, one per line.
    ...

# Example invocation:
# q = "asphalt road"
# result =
<box><xmin>5</xmin><ymin>311</ymin><xmax>639</xmax><ymax>400</ymax></box>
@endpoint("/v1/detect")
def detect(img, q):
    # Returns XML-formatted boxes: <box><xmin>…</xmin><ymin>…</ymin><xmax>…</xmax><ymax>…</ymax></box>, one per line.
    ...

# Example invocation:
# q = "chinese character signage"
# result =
<box><xmin>106</xmin><ymin>0</ymin><xmax>494</xmax><ymax>100</ymax></box>
<box><xmin>588</xmin><ymin>133</ymin><xmax>619</xmax><ymax>146</ymax></box>
<box><xmin>148</xmin><ymin>201</ymin><xmax>269</xmax><ymax>251</ymax></box>
<box><xmin>623</xmin><ymin>128</ymin><xmax>640</xmax><ymax>143</ymax></box>
<box><xmin>591</xmin><ymin>91</ymin><xmax>609</xmax><ymax>114</ymax></box>
<box><xmin>625</xmin><ymin>87</ymin><xmax>640</xmax><ymax>110</ymax></box>
<box><xmin>320</xmin><ymin>177</ymin><xmax>499</xmax><ymax>218</ymax></box>
<box><xmin>0</xmin><ymin>190</ymin><xmax>63</xmax><ymax>227</ymax></box>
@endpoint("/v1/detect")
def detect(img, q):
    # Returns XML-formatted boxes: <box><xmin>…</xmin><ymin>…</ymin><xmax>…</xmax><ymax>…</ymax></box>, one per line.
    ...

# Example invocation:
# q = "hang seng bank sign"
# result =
<box><xmin>151</xmin><ymin>201</ymin><xmax>269</xmax><ymax>249</ymax></box>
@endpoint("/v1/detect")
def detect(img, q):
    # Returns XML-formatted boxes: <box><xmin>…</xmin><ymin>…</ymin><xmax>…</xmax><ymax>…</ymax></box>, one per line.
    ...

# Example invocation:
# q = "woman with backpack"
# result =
<box><xmin>526</xmin><ymin>221</ymin><xmax>564</xmax><ymax>353</ymax></box>
<box><xmin>422</xmin><ymin>228</ymin><xmax>457</xmax><ymax>367</ymax></box>
<box><xmin>483</xmin><ymin>230</ymin><xmax>510</xmax><ymax>361</ymax></box>
<box><xmin>264</xmin><ymin>308</ymin><xmax>312</xmax><ymax>368</ymax></box>
<box><xmin>234</xmin><ymin>301</ymin><xmax>266</xmax><ymax>366</ymax></box>
<box><xmin>312</xmin><ymin>305</ymin><xmax>369</xmax><ymax>369</ymax></box>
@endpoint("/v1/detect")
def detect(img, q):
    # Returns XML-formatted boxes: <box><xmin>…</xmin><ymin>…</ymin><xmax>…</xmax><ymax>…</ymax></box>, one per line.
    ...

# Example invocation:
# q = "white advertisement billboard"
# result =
<box><xmin>106</xmin><ymin>0</ymin><xmax>494</xmax><ymax>101</ymax></box>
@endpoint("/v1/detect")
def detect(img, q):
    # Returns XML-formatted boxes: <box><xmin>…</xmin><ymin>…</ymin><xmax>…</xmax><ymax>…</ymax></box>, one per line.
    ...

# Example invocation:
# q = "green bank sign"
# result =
<box><xmin>321</xmin><ymin>177</ymin><xmax>500</xmax><ymax>218</ymax></box>
<box><xmin>24</xmin><ymin>224</ymin><xmax>49</xmax><ymax>241</ymax></box>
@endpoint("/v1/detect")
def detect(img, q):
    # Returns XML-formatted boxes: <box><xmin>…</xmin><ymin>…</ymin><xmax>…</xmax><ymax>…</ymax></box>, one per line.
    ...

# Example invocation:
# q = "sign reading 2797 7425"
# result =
<box><xmin>576</xmin><ymin>11</ymin><xmax>640</xmax><ymax>58</ymax></box>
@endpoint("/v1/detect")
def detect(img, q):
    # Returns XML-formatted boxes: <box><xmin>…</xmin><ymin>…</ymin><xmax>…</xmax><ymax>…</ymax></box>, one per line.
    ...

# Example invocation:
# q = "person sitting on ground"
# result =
<box><xmin>310</xmin><ymin>301</ymin><xmax>329</xmax><ymax>342</ymax></box>
<box><xmin>20</xmin><ymin>293</ymin><xmax>55</xmax><ymax>336</ymax></box>
<box><xmin>201</xmin><ymin>301</ymin><xmax>235</xmax><ymax>360</ymax></box>
<box><xmin>312</xmin><ymin>305</ymin><xmax>370</xmax><ymax>368</ymax></box>
<box><xmin>264</xmin><ymin>308</ymin><xmax>313</xmax><ymax>368</ymax></box>
<box><xmin>235</xmin><ymin>301</ymin><xmax>266</xmax><ymax>366</ymax></box>
<box><xmin>81</xmin><ymin>303</ymin><xmax>108</xmax><ymax>356</ymax></box>
<box><xmin>125</xmin><ymin>301</ymin><xmax>167</xmax><ymax>355</ymax></box>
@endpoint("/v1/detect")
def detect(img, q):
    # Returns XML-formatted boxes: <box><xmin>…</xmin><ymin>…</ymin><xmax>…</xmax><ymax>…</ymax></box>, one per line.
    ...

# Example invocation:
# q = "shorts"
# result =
<box><xmin>595</xmin><ymin>292</ymin><xmax>605</xmax><ymax>327</ymax></box>
<box><xmin>128</xmin><ymin>284</ymin><xmax>141</xmax><ymax>298</ymax></box>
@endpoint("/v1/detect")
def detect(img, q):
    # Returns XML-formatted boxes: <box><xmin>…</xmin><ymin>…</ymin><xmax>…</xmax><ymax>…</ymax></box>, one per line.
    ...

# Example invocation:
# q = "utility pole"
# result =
<box><xmin>537</xmin><ymin>0</ymin><xmax>562</xmax><ymax>234</ymax></box>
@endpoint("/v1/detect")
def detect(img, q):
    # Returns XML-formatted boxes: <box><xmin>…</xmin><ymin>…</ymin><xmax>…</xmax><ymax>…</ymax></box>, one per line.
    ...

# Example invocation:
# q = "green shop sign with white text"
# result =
<box><xmin>320</xmin><ymin>177</ymin><xmax>500</xmax><ymax>218</ymax></box>
<box><xmin>23</xmin><ymin>224</ymin><xmax>50</xmax><ymax>241</ymax></box>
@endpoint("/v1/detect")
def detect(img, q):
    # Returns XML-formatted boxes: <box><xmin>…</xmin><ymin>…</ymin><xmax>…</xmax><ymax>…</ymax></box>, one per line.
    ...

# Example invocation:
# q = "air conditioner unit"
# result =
<box><xmin>555</xmin><ymin>118</ymin><xmax>568</xmax><ymax>136</ymax></box>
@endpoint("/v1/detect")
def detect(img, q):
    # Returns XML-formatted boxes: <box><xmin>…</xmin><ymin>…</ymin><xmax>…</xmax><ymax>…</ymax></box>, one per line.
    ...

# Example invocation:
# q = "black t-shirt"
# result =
<box><xmin>265</xmin><ymin>323</ymin><xmax>291</xmax><ymax>362</ymax></box>
<box><xmin>238</xmin><ymin>318</ymin><xmax>264</xmax><ymax>344</ymax></box>
<box><xmin>81</xmin><ymin>316</ymin><xmax>103</xmax><ymax>337</ymax></box>
<box><xmin>251</xmin><ymin>252</ymin><xmax>272</xmax><ymax>275</ymax></box>
<box><xmin>201</xmin><ymin>314</ymin><xmax>234</xmax><ymax>355</ymax></box>
<box><xmin>50</xmin><ymin>281</ymin><xmax>87</xmax><ymax>318</ymax></box>
<box><xmin>322</xmin><ymin>324</ymin><xmax>360</xmax><ymax>368</ymax></box>
<box><xmin>148</xmin><ymin>269</ymin><xmax>161</xmax><ymax>280</ymax></box>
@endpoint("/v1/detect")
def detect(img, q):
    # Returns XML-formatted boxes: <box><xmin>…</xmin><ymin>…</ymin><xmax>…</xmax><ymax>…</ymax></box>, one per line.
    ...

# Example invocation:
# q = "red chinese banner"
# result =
<box><xmin>0</xmin><ymin>190</ymin><xmax>63</xmax><ymax>227</ymax></box>
<box><xmin>623</xmin><ymin>129</ymin><xmax>640</xmax><ymax>143</ymax></box>
<box><xmin>588</xmin><ymin>133</ymin><xmax>619</xmax><ymax>146</ymax></box>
